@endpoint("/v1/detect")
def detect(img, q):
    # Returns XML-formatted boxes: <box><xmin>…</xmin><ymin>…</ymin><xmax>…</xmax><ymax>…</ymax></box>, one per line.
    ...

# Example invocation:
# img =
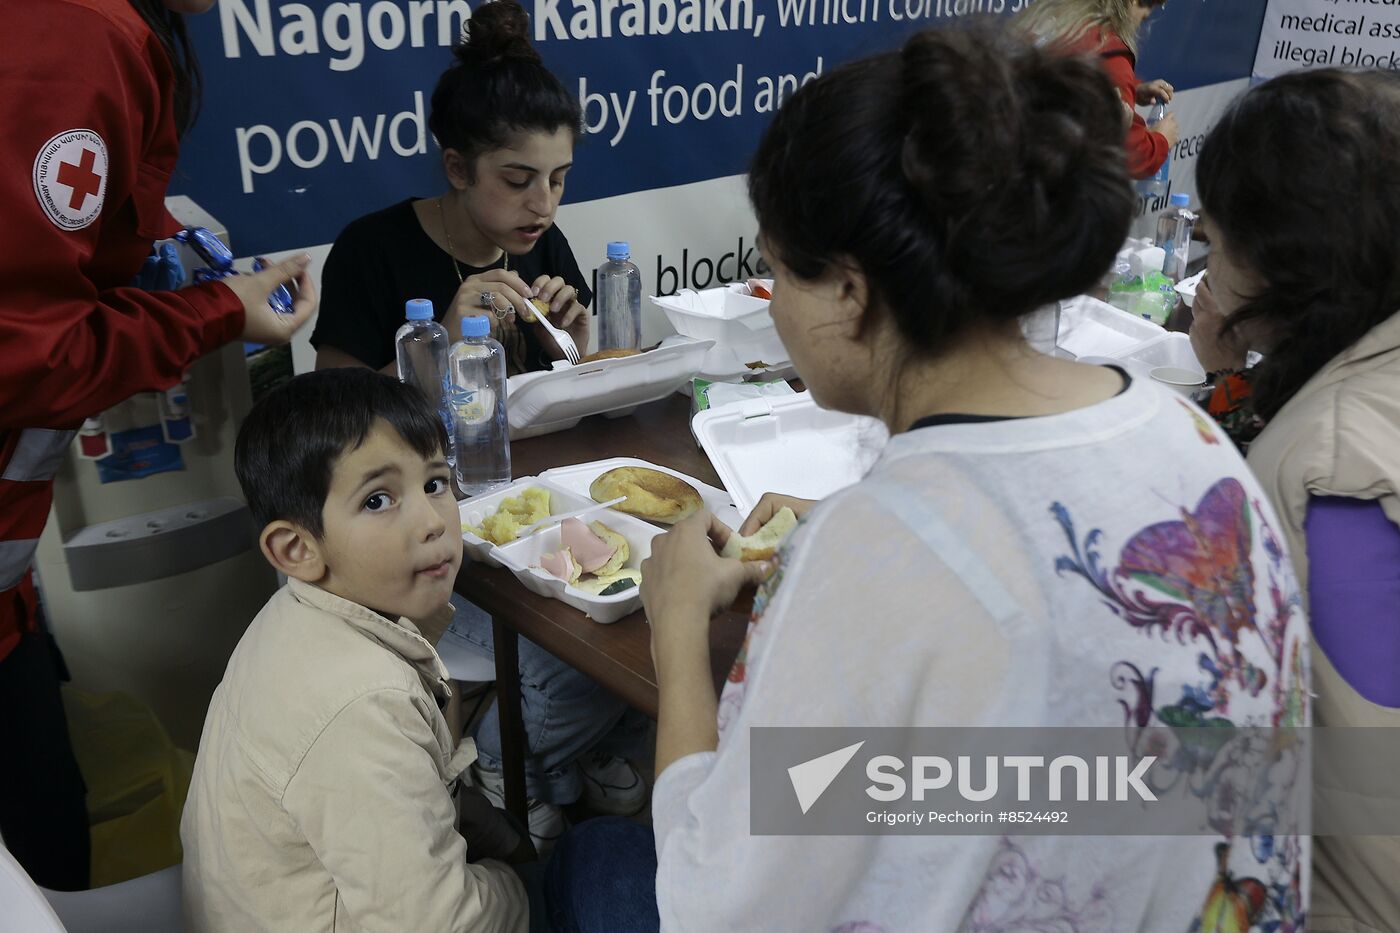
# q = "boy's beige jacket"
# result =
<box><xmin>1248</xmin><ymin>310</ymin><xmax>1400</xmax><ymax>933</ymax></box>
<box><xmin>181</xmin><ymin>578</ymin><xmax>528</xmax><ymax>932</ymax></box>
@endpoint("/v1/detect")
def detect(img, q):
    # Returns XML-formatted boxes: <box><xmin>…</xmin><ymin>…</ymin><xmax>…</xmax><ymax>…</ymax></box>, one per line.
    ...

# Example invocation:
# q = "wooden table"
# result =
<box><xmin>453</xmin><ymin>393</ymin><xmax>751</xmax><ymax>819</ymax></box>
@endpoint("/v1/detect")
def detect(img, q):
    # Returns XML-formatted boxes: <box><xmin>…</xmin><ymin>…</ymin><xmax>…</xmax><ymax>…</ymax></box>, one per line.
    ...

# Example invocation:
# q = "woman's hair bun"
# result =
<box><xmin>898</xmin><ymin>27</ymin><xmax>1124</xmax><ymax>221</ymax></box>
<box><xmin>457</xmin><ymin>0</ymin><xmax>539</xmax><ymax>66</ymax></box>
<box><xmin>891</xmin><ymin>26</ymin><xmax>1132</xmax><ymax>324</ymax></box>
<box><xmin>898</xmin><ymin>29</ymin><xmax>1021</xmax><ymax>217</ymax></box>
<box><xmin>747</xmin><ymin>25</ymin><xmax>1133</xmax><ymax>356</ymax></box>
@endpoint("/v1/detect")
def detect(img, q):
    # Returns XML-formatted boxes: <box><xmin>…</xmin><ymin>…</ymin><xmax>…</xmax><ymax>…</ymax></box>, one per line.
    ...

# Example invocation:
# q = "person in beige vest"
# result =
<box><xmin>1190</xmin><ymin>68</ymin><xmax>1400</xmax><ymax>932</ymax></box>
<box><xmin>181</xmin><ymin>368</ymin><xmax>530</xmax><ymax>932</ymax></box>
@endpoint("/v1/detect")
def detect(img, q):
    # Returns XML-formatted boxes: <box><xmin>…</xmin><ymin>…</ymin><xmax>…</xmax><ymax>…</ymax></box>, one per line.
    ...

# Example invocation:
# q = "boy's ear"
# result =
<box><xmin>259</xmin><ymin>520</ymin><xmax>325</xmax><ymax>583</ymax></box>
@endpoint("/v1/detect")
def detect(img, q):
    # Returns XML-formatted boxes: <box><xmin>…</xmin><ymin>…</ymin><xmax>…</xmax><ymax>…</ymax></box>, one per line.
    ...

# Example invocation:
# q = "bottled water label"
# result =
<box><xmin>449</xmin><ymin>383</ymin><xmax>493</xmax><ymax>425</ymax></box>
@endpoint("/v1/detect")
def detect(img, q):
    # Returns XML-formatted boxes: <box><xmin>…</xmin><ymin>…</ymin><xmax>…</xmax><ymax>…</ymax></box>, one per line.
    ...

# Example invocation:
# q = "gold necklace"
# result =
<box><xmin>439</xmin><ymin>196</ymin><xmax>507</xmax><ymax>284</ymax></box>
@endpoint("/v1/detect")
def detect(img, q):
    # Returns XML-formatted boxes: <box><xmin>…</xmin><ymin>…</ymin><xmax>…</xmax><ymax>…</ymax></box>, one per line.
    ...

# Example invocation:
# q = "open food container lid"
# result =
<box><xmin>652</xmin><ymin>284</ymin><xmax>773</xmax><ymax>324</ymax></box>
<box><xmin>505</xmin><ymin>336</ymin><xmax>712</xmax><ymax>440</ymax></box>
<box><xmin>1055</xmin><ymin>295</ymin><xmax>1165</xmax><ymax>361</ymax></box>
<box><xmin>691</xmin><ymin>393</ymin><xmax>887</xmax><ymax>515</ymax></box>
<box><xmin>652</xmin><ymin>285</ymin><xmax>790</xmax><ymax>375</ymax></box>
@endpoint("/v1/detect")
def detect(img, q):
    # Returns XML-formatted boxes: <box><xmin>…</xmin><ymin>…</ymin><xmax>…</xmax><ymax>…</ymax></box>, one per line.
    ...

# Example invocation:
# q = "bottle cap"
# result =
<box><xmin>405</xmin><ymin>298</ymin><xmax>434</xmax><ymax>321</ymax></box>
<box><xmin>461</xmin><ymin>315</ymin><xmax>491</xmax><ymax>338</ymax></box>
<box><xmin>606</xmin><ymin>241</ymin><xmax>630</xmax><ymax>261</ymax></box>
<box><xmin>1170</xmin><ymin>193</ymin><xmax>1190</xmax><ymax>207</ymax></box>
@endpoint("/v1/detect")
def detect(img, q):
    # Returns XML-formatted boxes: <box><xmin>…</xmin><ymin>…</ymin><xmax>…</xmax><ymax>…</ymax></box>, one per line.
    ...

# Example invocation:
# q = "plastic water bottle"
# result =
<box><xmin>1139</xmin><ymin>100</ymin><xmax>1171</xmax><ymax>198</ymax></box>
<box><xmin>1155</xmin><ymin>193</ymin><xmax>1196</xmax><ymax>283</ymax></box>
<box><xmin>597</xmin><ymin>241</ymin><xmax>642</xmax><ymax>351</ymax></box>
<box><xmin>449</xmin><ymin>315</ymin><xmax>511</xmax><ymax>496</ymax></box>
<box><xmin>1155</xmin><ymin>193</ymin><xmax>1190</xmax><ymax>249</ymax></box>
<box><xmin>395</xmin><ymin>299</ymin><xmax>455</xmax><ymax>467</ymax></box>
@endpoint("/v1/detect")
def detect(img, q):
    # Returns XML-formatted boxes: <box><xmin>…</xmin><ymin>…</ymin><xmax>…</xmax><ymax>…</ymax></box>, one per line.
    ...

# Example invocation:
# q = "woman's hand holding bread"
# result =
<box><xmin>738</xmin><ymin>493</ymin><xmax>817</xmax><ymax>536</ymax></box>
<box><xmin>642</xmin><ymin>512</ymin><xmax>772</xmax><ymax>656</ymax></box>
<box><xmin>643</xmin><ymin>498</ymin><xmax>806</xmax><ymax>629</ymax></box>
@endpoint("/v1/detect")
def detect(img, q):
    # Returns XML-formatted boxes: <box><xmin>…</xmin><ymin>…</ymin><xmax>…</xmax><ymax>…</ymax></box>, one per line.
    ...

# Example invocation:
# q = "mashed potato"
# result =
<box><xmin>463</xmin><ymin>487</ymin><xmax>551</xmax><ymax>545</ymax></box>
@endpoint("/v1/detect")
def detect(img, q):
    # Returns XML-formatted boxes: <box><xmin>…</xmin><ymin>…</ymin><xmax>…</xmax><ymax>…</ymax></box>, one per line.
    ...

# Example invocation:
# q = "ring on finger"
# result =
<box><xmin>479</xmin><ymin>291</ymin><xmax>513</xmax><ymax>319</ymax></box>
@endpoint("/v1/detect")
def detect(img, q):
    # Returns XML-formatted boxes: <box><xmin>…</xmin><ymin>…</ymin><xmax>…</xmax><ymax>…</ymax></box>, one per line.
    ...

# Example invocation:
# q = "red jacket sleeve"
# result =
<box><xmin>0</xmin><ymin>0</ymin><xmax>244</xmax><ymax>430</ymax></box>
<box><xmin>1095</xmin><ymin>40</ymin><xmax>1170</xmax><ymax>180</ymax></box>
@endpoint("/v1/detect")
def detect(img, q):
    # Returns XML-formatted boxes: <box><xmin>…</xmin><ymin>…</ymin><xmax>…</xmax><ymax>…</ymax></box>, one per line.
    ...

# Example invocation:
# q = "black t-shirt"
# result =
<box><xmin>311</xmin><ymin>198</ymin><xmax>593</xmax><ymax>373</ymax></box>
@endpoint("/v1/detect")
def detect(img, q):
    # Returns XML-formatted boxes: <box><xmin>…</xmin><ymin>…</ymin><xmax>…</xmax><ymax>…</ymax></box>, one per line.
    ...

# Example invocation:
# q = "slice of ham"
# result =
<box><xmin>539</xmin><ymin>548</ymin><xmax>578</xmax><ymax>582</ymax></box>
<box><xmin>560</xmin><ymin>517</ymin><xmax>617</xmax><ymax>573</ymax></box>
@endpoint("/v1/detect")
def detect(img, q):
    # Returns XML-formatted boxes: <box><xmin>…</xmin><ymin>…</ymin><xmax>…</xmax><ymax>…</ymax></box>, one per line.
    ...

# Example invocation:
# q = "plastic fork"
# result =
<box><xmin>531</xmin><ymin>306</ymin><xmax>581</xmax><ymax>364</ymax></box>
<box><xmin>516</xmin><ymin>496</ymin><xmax>626</xmax><ymax>538</ymax></box>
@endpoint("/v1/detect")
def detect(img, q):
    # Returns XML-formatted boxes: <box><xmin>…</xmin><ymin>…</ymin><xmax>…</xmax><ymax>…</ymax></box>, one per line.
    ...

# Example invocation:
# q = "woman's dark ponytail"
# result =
<box><xmin>129</xmin><ymin>0</ymin><xmax>203</xmax><ymax>136</ymax></box>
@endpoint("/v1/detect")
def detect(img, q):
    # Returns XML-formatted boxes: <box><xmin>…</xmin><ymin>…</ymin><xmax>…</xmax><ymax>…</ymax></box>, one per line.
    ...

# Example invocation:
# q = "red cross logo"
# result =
<box><xmin>56</xmin><ymin>148</ymin><xmax>102</xmax><ymax>211</ymax></box>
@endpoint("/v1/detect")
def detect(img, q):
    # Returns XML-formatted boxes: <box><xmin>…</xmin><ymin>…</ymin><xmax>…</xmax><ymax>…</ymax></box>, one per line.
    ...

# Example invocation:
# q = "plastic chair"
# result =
<box><xmin>1</xmin><ymin>829</ymin><xmax>184</xmax><ymax>933</ymax></box>
<box><xmin>0</xmin><ymin>844</ymin><xmax>66</xmax><ymax>933</ymax></box>
<box><xmin>41</xmin><ymin>864</ymin><xmax>183</xmax><ymax>933</ymax></box>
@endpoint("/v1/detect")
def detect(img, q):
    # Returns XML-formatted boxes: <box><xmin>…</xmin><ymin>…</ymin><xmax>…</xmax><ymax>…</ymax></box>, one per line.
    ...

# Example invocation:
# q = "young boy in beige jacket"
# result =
<box><xmin>181</xmin><ymin>368</ymin><xmax>530</xmax><ymax>932</ymax></box>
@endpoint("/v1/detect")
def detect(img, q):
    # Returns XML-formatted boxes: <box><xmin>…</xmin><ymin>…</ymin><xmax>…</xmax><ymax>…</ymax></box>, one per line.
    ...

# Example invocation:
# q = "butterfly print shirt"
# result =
<box><xmin>651</xmin><ymin>376</ymin><xmax>1310</xmax><ymax>932</ymax></box>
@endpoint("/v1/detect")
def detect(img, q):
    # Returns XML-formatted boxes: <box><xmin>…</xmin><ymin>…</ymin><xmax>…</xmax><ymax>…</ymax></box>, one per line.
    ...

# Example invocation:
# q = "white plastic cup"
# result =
<box><xmin>1150</xmin><ymin>366</ymin><xmax>1206</xmax><ymax>395</ymax></box>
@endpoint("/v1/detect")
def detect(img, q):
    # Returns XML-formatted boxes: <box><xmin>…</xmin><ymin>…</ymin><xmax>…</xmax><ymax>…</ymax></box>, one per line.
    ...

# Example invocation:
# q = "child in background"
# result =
<box><xmin>181</xmin><ymin>368</ymin><xmax>529</xmax><ymax>932</ymax></box>
<box><xmin>1018</xmin><ymin>0</ymin><xmax>1179</xmax><ymax>179</ymax></box>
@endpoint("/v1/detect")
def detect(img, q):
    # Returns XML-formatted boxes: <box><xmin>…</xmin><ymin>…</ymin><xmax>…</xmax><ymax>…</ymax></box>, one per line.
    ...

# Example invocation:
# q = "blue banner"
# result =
<box><xmin>170</xmin><ymin>0</ymin><xmax>1266</xmax><ymax>256</ymax></box>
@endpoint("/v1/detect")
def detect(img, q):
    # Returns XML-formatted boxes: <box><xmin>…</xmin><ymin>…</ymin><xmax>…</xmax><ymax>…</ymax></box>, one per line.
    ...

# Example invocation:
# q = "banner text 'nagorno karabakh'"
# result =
<box><xmin>171</xmin><ymin>0</ymin><xmax>1267</xmax><ymax>256</ymax></box>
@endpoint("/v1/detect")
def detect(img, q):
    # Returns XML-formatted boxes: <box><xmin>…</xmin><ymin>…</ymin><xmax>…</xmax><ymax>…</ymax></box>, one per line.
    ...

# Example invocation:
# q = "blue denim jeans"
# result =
<box><xmin>544</xmin><ymin>817</ymin><xmax>659</xmax><ymax>933</ymax></box>
<box><xmin>442</xmin><ymin>595</ymin><xmax>652</xmax><ymax>805</ymax></box>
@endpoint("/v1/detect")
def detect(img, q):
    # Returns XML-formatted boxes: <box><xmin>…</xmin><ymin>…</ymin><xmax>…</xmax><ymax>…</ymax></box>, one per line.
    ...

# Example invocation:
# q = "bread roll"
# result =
<box><xmin>590</xmin><ymin>467</ymin><xmax>703</xmax><ymax>524</ymax></box>
<box><xmin>720</xmin><ymin>507</ymin><xmax>798</xmax><ymax>561</ymax></box>
<box><xmin>528</xmin><ymin>297</ymin><xmax>551</xmax><ymax>317</ymax></box>
<box><xmin>579</xmin><ymin>348</ymin><xmax>642</xmax><ymax>363</ymax></box>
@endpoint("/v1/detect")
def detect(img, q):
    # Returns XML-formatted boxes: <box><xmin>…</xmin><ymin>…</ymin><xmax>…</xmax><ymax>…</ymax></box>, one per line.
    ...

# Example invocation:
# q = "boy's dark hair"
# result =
<box><xmin>428</xmin><ymin>0</ymin><xmax>582</xmax><ymax>179</ymax></box>
<box><xmin>235</xmin><ymin>369</ymin><xmax>448</xmax><ymax>539</ymax></box>
<box><xmin>747</xmin><ymin>25</ymin><xmax>1133</xmax><ymax>354</ymax></box>
<box><xmin>1197</xmin><ymin>68</ymin><xmax>1400</xmax><ymax>419</ymax></box>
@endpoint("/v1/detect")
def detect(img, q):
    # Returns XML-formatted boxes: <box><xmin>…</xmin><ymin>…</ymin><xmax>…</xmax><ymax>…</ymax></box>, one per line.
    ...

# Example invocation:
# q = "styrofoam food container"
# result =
<box><xmin>1119</xmin><ymin>332</ymin><xmax>1204</xmax><ymax>381</ymax></box>
<box><xmin>542</xmin><ymin>457</ymin><xmax>743</xmax><ymax>530</ymax></box>
<box><xmin>691</xmin><ymin>393</ymin><xmax>888</xmax><ymax>516</ymax></box>
<box><xmin>505</xmin><ymin>336</ymin><xmax>713</xmax><ymax>440</ymax></box>
<box><xmin>458</xmin><ymin>477</ymin><xmax>596</xmax><ymax>567</ymax></box>
<box><xmin>495</xmin><ymin>509</ymin><xmax>659</xmax><ymax>624</ymax></box>
<box><xmin>1055</xmin><ymin>294</ymin><xmax>1165</xmax><ymax>361</ymax></box>
<box><xmin>652</xmin><ymin>286</ymin><xmax>789</xmax><ymax>374</ymax></box>
<box><xmin>459</xmin><ymin>463</ymin><xmax>736</xmax><ymax>620</ymax></box>
<box><xmin>696</xmin><ymin>342</ymin><xmax>794</xmax><ymax>379</ymax></box>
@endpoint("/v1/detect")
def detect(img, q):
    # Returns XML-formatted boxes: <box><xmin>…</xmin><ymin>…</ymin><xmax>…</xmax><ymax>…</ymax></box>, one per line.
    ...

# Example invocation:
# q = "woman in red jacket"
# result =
<box><xmin>1019</xmin><ymin>0</ymin><xmax>1179</xmax><ymax>179</ymax></box>
<box><xmin>0</xmin><ymin>0</ymin><xmax>315</xmax><ymax>890</ymax></box>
